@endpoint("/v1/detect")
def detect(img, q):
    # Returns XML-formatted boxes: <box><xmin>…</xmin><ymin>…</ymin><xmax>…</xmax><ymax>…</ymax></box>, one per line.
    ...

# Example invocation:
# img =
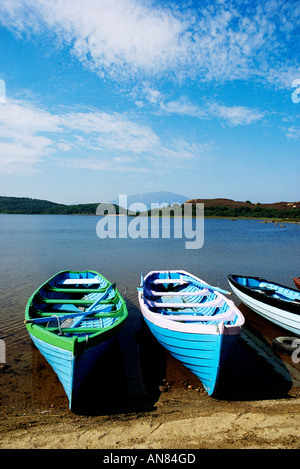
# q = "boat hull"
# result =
<box><xmin>228</xmin><ymin>275</ymin><xmax>300</xmax><ymax>337</ymax></box>
<box><xmin>25</xmin><ymin>270</ymin><xmax>128</xmax><ymax>409</ymax></box>
<box><xmin>138</xmin><ymin>270</ymin><xmax>244</xmax><ymax>396</ymax></box>
<box><xmin>30</xmin><ymin>333</ymin><xmax>115</xmax><ymax>406</ymax></box>
<box><xmin>141</xmin><ymin>307</ymin><xmax>240</xmax><ymax>395</ymax></box>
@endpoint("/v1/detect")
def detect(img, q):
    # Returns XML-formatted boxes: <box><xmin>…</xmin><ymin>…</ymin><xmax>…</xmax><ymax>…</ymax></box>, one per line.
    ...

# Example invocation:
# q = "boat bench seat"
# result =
<box><xmin>57</xmin><ymin>279</ymin><xmax>102</xmax><ymax>285</ymax></box>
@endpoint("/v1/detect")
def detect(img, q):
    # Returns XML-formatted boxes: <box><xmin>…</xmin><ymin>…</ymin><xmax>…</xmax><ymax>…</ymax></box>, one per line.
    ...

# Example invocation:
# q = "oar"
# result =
<box><xmin>68</xmin><ymin>283</ymin><xmax>117</xmax><ymax>329</ymax></box>
<box><xmin>24</xmin><ymin>305</ymin><xmax>114</xmax><ymax>325</ymax></box>
<box><xmin>139</xmin><ymin>272</ymin><xmax>231</xmax><ymax>296</ymax></box>
<box><xmin>248</xmin><ymin>285</ymin><xmax>275</xmax><ymax>295</ymax></box>
<box><xmin>181</xmin><ymin>277</ymin><xmax>232</xmax><ymax>295</ymax></box>
<box><xmin>25</xmin><ymin>283</ymin><xmax>116</xmax><ymax>325</ymax></box>
<box><xmin>137</xmin><ymin>272</ymin><xmax>144</xmax><ymax>292</ymax></box>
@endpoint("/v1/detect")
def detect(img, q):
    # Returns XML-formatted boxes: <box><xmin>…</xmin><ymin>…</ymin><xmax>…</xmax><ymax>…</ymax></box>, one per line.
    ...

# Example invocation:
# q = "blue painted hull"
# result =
<box><xmin>25</xmin><ymin>270</ymin><xmax>128</xmax><ymax>410</ymax></box>
<box><xmin>30</xmin><ymin>333</ymin><xmax>115</xmax><ymax>408</ymax></box>
<box><xmin>144</xmin><ymin>318</ymin><xmax>239</xmax><ymax>395</ymax></box>
<box><xmin>138</xmin><ymin>270</ymin><xmax>244</xmax><ymax>396</ymax></box>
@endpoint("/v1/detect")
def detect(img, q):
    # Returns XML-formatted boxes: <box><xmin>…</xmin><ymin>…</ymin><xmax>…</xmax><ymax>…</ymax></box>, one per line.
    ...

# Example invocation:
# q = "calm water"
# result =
<box><xmin>0</xmin><ymin>214</ymin><xmax>299</xmax><ymax>409</ymax></box>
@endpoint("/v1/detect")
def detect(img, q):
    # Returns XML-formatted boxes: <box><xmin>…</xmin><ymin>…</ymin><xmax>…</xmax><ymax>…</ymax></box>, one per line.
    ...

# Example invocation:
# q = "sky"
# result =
<box><xmin>0</xmin><ymin>0</ymin><xmax>299</xmax><ymax>205</ymax></box>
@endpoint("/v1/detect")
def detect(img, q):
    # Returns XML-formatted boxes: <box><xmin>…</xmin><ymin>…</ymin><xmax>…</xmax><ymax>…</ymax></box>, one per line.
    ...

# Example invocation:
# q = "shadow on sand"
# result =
<box><xmin>214</xmin><ymin>329</ymin><xmax>293</xmax><ymax>401</ymax></box>
<box><xmin>30</xmin><ymin>299</ymin><xmax>295</xmax><ymax>416</ymax></box>
<box><xmin>73</xmin><ymin>325</ymin><xmax>294</xmax><ymax>414</ymax></box>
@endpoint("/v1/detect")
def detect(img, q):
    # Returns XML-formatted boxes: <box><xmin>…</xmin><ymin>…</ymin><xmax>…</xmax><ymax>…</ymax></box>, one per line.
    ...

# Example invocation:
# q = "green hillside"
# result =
<box><xmin>0</xmin><ymin>196</ymin><xmax>299</xmax><ymax>220</ymax></box>
<box><xmin>0</xmin><ymin>197</ymin><xmax>99</xmax><ymax>215</ymax></box>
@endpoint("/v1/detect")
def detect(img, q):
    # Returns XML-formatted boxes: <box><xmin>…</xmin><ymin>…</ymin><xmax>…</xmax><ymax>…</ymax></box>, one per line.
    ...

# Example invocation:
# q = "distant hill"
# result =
<box><xmin>0</xmin><ymin>196</ymin><xmax>64</xmax><ymax>214</ymax></box>
<box><xmin>186</xmin><ymin>198</ymin><xmax>300</xmax><ymax>211</ymax></box>
<box><xmin>186</xmin><ymin>198</ymin><xmax>300</xmax><ymax>219</ymax></box>
<box><xmin>0</xmin><ymin>195</ymin><xmax>299</xmax><ymax>219</ymax></box>
<box><xmin>0</xmin><ymin>196</ymin><xmax>103</xmax><ymax>215</ymax></box>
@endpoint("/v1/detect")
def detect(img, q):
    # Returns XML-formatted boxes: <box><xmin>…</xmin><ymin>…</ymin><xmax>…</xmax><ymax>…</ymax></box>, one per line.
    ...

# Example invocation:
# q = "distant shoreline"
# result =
<box><xmin>0</xmin><ymin>195</ymin><xmax>299</xmax><ymax>221</ymax></box>
<box><xmin>0</xmin><ymin>212</ymin><xmax>299</xmax><ymax>223</ymax></box>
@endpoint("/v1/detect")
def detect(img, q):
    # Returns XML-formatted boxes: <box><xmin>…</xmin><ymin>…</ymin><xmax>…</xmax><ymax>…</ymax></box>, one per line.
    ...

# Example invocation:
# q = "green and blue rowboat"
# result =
<box><xmin>25</xmin><ymin>270</ymin><xmax>128</xmax><ymax>410</ymax></box>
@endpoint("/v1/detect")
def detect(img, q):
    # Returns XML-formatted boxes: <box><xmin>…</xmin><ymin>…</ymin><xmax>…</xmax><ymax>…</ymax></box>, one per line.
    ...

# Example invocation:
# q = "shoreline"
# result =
<box><xmin>0</xmin><ymin>213</ymin><xmax>299</xmax><ymax>223</ymax></box>
<box><xmin>1</xmin><ymin>315</ymin><xmax>300</xmax><ymax>449</ymax></box>
<box><xmin>1</xmin><ymin>367</ymin><xmax>300</xmax><ymax>450</ymax></box>
<box><xmin>1</xmin><ymin>388</ymin><xmax>300</xmax><ymax>450</ymax></box>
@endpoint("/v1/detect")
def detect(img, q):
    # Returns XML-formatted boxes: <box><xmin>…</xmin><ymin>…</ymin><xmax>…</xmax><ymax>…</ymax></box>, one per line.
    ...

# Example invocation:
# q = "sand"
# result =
<box><xmin>1</xmin><ymin>385</ymin><xmax>300</xmax><ymax>450</ymax></box>
<box><xmin>1</xmin><ymin>348</ymin><xmax>300</xmax><ymax>450</ymax></box>
<box><xmin>1</xmin><ymin>302</ymin><xmax>300</xmax><ymax>450</ymax></box>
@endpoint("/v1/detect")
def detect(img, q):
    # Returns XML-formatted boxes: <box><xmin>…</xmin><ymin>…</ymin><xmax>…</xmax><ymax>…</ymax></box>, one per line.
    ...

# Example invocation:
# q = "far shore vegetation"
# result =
<box><xmin>0</xmin><ymin>196</ymin><xmax>299</xmax><ymax>221</ymax></box>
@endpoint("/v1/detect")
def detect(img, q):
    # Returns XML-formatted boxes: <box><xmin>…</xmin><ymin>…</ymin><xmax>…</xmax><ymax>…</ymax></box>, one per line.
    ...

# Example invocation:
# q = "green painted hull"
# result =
<box><xmin>25</xmin><ymin>270</ymin><xmax>128</xmax><ymax>408</ymax></box>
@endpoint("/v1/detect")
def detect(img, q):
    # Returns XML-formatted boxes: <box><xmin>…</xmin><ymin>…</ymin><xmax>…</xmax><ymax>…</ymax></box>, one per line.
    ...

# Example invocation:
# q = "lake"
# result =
<box><xmin>0</xmin><ymin>214</ymin><xmax>299</xmax><ymax>412</ymax></box>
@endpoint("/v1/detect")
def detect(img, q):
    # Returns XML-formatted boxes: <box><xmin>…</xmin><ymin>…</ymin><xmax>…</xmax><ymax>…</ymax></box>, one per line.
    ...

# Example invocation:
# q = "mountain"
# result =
<box><xmin>110</xmin><ymin>191</ymin><xmax>189</xmax><ymax>210</ymax></box>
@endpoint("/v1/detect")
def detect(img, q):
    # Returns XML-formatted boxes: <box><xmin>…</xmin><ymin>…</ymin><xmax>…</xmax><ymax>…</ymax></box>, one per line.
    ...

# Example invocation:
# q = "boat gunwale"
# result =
<box><xmin>25</xmin><ymin>270</ymin><xmax>128</xmax><ymax>354</ymax></box>
<box><xmin>139</xmin><ymin>270</ymin><xmax>245</xmax><ymax>334</ymax></box>
<box><xmin>228</xmin><ymin>274</ymin><xmax>300</xmax><ymax>316</ymax></box>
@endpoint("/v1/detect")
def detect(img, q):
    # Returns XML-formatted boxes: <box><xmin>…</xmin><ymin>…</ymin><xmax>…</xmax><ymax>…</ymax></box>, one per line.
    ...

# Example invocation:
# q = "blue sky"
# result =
<box><xmin>0</xmin><ymin>0</ymin><xmax>299</xmax><ymax>204</ymax></box>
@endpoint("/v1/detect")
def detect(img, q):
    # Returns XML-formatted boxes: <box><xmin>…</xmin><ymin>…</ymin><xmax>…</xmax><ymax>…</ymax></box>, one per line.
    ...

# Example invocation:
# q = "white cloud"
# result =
<box><xmin>0</xmin><ymin>98</ymin><xmax>210</xmax><ymax>174</ymax></box>
<box><xmin>159</xmin><ymin>97</ymin><xmax>206</xmax><ymax>118</ymax></box>
<box><xmin>0</xmin><ymin>0</ymin><xmax>188</xmax><ymax>78</ymax></box>
<box><xmin>156</xmin><ymin>141</ymin><xmax>214</xmax><ymax>163</ymax></box>
<box><xmin>0</xmin><ymin>99</ymin><xmax>60</xmax><ymax>173</ymax></box>
<box><xmin>0</xmin><ymin>0</ymin><xmax>298</xmax><ymax>87</ymax></box>
<box><xmin>133</xmin><ymin>81</ymin><xmax>265</xmax><ymax>125</ymax></box>
<box><xmin>145</xmin><ymin>91</ymin><xmax>265</xmax><ymax>126</ymax></box>
<box><xmin>208</xmin><ymin>103</ymin><xmax>265</xmax><ymax>126</ymax></box>
<box><xmin>63</xmin><ymin>110</ymin><xmax>160</xmax><ymax>154</ymax></box>
<box><xmin>285</xmin><ymin>127</ymin><xmax>300</xmax><ymax>140</ymax></box>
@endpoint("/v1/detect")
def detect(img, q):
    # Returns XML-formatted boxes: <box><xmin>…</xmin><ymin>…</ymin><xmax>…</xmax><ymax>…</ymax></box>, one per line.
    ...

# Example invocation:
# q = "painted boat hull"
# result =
<box><xmin>138</xmin><ymin>270</ymin><xmax>244</xmax><ymax>396</ymax></box>
<box><xmin>228</xmin><ymin>275</ymin><xmax>300</xmax><ymax>337</ymax></box>
<box><xmin>25</xmin><ymin>270</ymin><xmax>128</xmax><ymax>409</ymax></box>
<box><xmin>294</xmin><ymin>277</ymin><xmax>300</xmax><ymax>291</ymax></box>
<box><xmin>29</xmin><ymin>333</ymin><xmax>114</xmax><ymax>406</ymax></box>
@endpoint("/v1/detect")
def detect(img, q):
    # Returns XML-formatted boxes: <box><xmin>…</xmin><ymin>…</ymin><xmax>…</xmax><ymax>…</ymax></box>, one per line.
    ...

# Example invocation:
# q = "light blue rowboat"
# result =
<box><xmin>25</xmin><ymin>270</ymin><xmax>128</xmax><ymax>410</ymax></box>
<box><xmin>138</xmin><ymin>270</ymin><xmax>244</xmax><ymax>396</ymax></box>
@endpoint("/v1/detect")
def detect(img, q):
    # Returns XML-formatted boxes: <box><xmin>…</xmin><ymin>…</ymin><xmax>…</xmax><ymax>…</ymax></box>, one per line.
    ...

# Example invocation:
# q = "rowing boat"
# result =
<box><xmin>228</xmin><ymin>274</ymin><xmax>300</xmax><ymax>336</ymax></box>
<box><xmin>25</xmin><ymin>270</ymin><xmax>128</xmax><ymax>410</ymax></box>
<box><xmin>138</xmin><ymin>270</ymin><xmax>244</xmax><ymax>396</ymax></box>
<box><xmin>293</xmin><ymin>277</ymin><xmax>300</xmax><ymax>290</ymax></box>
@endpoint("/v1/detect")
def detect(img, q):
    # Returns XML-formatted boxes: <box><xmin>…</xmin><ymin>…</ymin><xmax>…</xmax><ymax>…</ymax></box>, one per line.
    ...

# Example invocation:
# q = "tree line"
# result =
<box><xmin>0</xmin><ymin>196</ymin><xmax>299</xmax><ymax>220</ymax></box>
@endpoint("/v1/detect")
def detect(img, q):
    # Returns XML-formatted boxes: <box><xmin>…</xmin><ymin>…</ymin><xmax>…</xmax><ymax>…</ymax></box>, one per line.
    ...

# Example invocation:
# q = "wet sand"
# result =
<box><xmin>1</xmin><ymin>304</ymin><xmax>300</xmax><ymax>450</ymax></box>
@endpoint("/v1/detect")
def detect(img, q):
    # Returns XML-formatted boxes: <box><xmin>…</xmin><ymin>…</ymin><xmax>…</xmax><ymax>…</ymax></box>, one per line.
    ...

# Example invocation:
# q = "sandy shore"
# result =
<box><xmin>1</xmin><ymin>383</ymin><xmax>300</xmax><ymax>450</ymax></box>
<box><xmin>1</xmin><ymin>346</ymin><xmax>300</xmax><ymax>450</ymax></box>
<box><xmin>1</xmin><ymin>302</ymin><xmax>300</xmax><ymax>450</ymax></box>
